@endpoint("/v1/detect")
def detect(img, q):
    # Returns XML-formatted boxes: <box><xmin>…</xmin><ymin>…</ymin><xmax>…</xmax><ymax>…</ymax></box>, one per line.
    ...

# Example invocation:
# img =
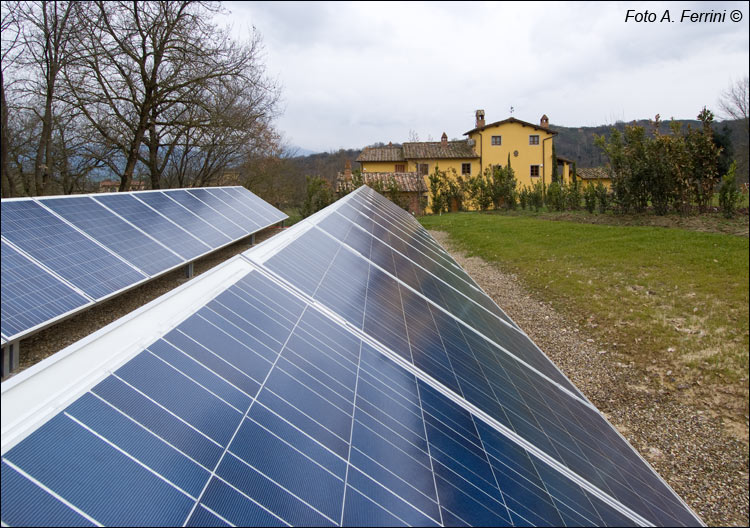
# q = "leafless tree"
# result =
<box><xmin>719</xmin><ymin>76</ymin><xmax>749</xmax><ymax>133</ymax></box>
<box><xmin>63</xmin><ymin>1</ymin><xmax>280</xmax><ymax>191</ymax></box>
<box><xmin>13</xmin><ymin>0</ymin><xmax>77</xmax><ymax>195</ymax></box>
<box><xmin>1</xmin><ymin>2</ymin><xmax>22</xmax><ymax>197</ymax></box>
<box><xmin>719</xmin><ymin>76</ymin><xmax>749</xmax><ymax>182</ymax></box>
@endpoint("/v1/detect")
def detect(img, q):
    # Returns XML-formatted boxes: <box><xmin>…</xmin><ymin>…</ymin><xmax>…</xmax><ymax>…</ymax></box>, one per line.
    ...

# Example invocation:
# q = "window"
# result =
<box><xmin>530</xmin><ymin>165</ymin><xmax>540</xmax><ymax>178</ymax></box>
<box><xmin>461</xmin><ymin>163</ymin><xmax>471</xmax><ymax>175</ymax></box>
<box><xmin>529</xmin><ymin>135</ymin><xmax>540</xmax><ymax>145</ymax></box>
<box><xmin>491</xmin><ymin>135</ymin><xmax>502</xmax><ymax>146</ymax></box>
<box><xmin>418</xmin><ymin>163</ymin><xmax>429</xmax><ymax>175</ymax></box>
<box><xmin>395</xmin><ymin>164</ymin><xmax>405</xmax><ymax>172</ymax></box>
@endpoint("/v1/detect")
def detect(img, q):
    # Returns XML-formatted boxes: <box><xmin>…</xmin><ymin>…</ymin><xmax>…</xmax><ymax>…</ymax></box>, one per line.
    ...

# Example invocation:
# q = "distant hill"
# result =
<box><xmin>286</xmin><ymin>118</ymin><xmax>748</xmax><ymax>184</ymax></box>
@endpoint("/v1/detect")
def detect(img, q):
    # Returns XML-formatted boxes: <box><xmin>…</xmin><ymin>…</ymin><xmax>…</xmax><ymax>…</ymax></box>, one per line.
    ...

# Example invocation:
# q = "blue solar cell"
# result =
<box><xmin>93</xmin><ymin>193</ymin><xmax>210</xmax><ymax>260</ymax></box>
<box><xmin>41</xmin><ymin>196</ymin><xmax>183</xmax><ymax>276</ymax></box>
<box><xmin>1</xmin><ymin>200</ymin><xmax>145</xmax><ymax>299</ymax></box>
<box><xmin>133</xmin><ymin>192</ymin><xmax>232</xmax><ymax>249</ymax></box>
<box><xmin>187</xmin><ymin>188</ymin><xmax>261</xmax><ymax>231</ymax></box>
<box><xmin>1</xmin><ymin>240</ymin><xmax>90</xmax><ymax>339</ymax></box>
<box><xmin>1</xmin><ymin>461</ymin><xmax>97</xmax><ymax>527</ymax></box>
<box><xmin>208</xmin><ymin>188</ymin><xmax>269</xmax><ymax>227</ymax></box>
<box><xmin>225</xmin><ymin>186</ymin><xmax>287</xmax><ymax>223</ymax></box>
<box><xmin>3</xmin><ymin>413</ymin><xmax>195</xmax><ymax>526</ymax></box>
<box><xmin>162</xmin><ymin>189</ymin><xmax>249</xmax><ymax>239</ymax></box>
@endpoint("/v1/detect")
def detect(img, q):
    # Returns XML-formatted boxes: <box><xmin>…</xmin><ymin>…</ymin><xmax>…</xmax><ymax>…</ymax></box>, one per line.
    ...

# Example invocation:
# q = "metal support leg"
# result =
<box><xmin>250</xmin><ymin>233</ymin><xmax>256</xmax><ymax>246</ymax></box>
<box><xmin>281</xmin><ymin>219</ymin><xmax>285</xmax><ymax>228</ymax></box>
<box><xmin>185</xmin><ymin>262</ymin><xmax>194</xmax><ymax>279</ymax></box>
<box><xmin>2</xmin><ymin>341</ymin><xmax>20</xmax><ymax>379</ymax></box>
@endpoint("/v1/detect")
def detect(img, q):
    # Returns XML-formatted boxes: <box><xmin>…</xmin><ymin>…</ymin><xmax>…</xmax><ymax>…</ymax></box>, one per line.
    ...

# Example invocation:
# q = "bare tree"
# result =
<box><xmin>1</xmin><ymin>2</ymin><xmax>22</xmax><ymax>197</ymax></box>
<box><xmin>719</xmin><ymin>76</ymin><xmax>749</xmax><ymax>133</ymax></box>
<box><xmin>14</xmin><ymin>0</ymin><xmax>77</xmax><ymax>195</ymax></box>
<box><xmin>63</xmin><ymin>1</ymin><xmax>280</xmax><ymax>191</ymax></box>
<box><xmin>719</xmin><ymin>76</ymin><xmax>749</xmax><ymax>182</ymax></box>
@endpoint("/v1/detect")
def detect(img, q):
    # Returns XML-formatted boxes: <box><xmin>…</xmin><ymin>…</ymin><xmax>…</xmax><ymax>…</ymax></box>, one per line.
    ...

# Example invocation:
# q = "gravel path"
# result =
<box><xmin>430</xmin><ymin>230</ymin><xmax>749</xmax><ymax>527</ymax></box>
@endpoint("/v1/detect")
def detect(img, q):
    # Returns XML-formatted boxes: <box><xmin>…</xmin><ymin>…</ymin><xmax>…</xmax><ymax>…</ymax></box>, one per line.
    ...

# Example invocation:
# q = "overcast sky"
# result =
<box><xmin>214</xmin><ymin>1</ymin><xmax>749</xmax><ymax>153</ymax></box>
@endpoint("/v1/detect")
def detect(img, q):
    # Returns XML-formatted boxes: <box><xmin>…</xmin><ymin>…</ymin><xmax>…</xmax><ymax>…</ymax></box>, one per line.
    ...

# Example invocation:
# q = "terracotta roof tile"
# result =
<box><xmin>576</xmin><ymin>167</ymin><xmax>611</xmax><ymax>180</ymax></box>
<box><xmin>337</xmin><ymin>172</ymin><xmax>427</xmax><ymax>193</ymax></box>
<box><xmin>355</xmin><ymin>146</ymin><xmax>405</xmax><ymax>162</ymax></box>
<box><xmin>402</xmin><ymin>140</ymin><xmax>478</xmax><ymax>159</ymax></box>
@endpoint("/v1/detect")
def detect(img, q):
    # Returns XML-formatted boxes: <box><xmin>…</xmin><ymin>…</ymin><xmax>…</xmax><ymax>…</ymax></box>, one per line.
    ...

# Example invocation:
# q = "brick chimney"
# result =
<box><xmin>441</xmin><ymin>132</ymin><xmax>448</xmax><ymax>147</ymax></box>
<box><xmin>540</xmin><ymin>114</ymin><xmax>549</xmax><ymax>128</ymax></box>
<box><xmin>344</xmin><ymin>160</ymin><xmax>352</xmax><ymax>181</ymax></box>
<box><xmin>475</xmin><ymin>109</ymin><xmax>485</xmax><ymax>128</ymax></box>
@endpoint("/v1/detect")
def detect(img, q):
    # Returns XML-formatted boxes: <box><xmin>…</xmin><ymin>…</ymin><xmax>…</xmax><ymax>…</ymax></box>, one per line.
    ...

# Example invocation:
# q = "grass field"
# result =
<box><xmin>420</xmin><ymin>211</ymin><xmax>749</xmax><ymax>417</ymax></box>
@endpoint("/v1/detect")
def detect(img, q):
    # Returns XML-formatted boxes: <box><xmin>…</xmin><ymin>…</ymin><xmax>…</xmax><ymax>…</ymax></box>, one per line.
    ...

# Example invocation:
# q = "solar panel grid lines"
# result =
<box><xmin>130</xmin><ymin>192</ymin><xmax>232</xmax><ymax>250</ymax></box>
<box><xmin>244</xmin><ymin>261</ymin><xmax>651</xmax><ymax>526</ymax></box>
<box><xmin>38</xmin><ymin>195</ymin><xmax>185</xmax><ymax>277</ymax></box>
<box><xmin>0</xmin><ymin>239</ymin><xmax>93</xmax><ymax>341</ymax></box>
<box><xmin>92</xmin><ymin>193</ymin><xmax>212</xmax><ymax>261</ymax></box>
<box><xmin>1</xmin><ymin>187</ymin><xmax>287</xmax><ymax>344</ymax></box>
<box><xmin>320</xmin><ymin>209</ymin><xmax>521</xmax><ymax>337</ymax></box>
<box><xmin>0</xmin><ymin>199</ymin><xmax>147</xmax><ymax>300</ymax></box>
<box><xmin>187</xmin><ymin>188</ymin><xmax>263</xmax><ymax>232</ymax></box>
<box><xmin>295</xmin><ymin>223</ymin><xmax>589</xmax><ymax>405</ymax></box>
<box><xmin>161</xmin><ymin>189</ymin><xmax>250</xmax><ymax>240</ymax></box>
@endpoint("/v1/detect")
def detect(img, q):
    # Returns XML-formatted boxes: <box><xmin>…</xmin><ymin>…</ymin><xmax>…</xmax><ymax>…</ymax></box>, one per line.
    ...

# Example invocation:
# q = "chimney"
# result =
<box><xmin>344</xmin><ymin>160</ymin><xmax>352</xmax><ymax>181</ymax></box>
<box><xmin>475</xmin><ymin>109</ymin><xmax>485</xmax><ymax>128</ymax></box>
<box><xmin>441</xmin><ymin>132</ymin><xmax>448</xmax><ymax>147</ymax></box>
<box><xmin>540</xmin><ymin>114</ymin><xmax>549</xmax><ymax>129</ymax></box>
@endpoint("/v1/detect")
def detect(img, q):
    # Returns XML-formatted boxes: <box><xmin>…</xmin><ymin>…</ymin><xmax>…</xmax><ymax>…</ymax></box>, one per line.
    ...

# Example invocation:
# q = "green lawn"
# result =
<box><xmin>419</xmin><ymin>212</ymin><xmax>749</xmax><ymax>387</ymax></box>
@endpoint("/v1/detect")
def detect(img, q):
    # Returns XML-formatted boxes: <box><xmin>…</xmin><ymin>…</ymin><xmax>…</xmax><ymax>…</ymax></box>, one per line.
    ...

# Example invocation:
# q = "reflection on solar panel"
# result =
<box><xmin>0</xmin><ymin>187</ymin><xmax>286</xmax><ymax>343</ymax></box>
<box><xmin>0</xmin><ymin>186</ymin><xmax>703</xmax><ymax>527</ymax></box>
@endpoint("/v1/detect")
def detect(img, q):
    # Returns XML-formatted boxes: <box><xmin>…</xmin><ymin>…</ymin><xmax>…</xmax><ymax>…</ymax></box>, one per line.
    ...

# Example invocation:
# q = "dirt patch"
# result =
<box><xmin>430</xmin><ymin>229</ymin><xmax>749</xmax><ymax>527</ymax></box>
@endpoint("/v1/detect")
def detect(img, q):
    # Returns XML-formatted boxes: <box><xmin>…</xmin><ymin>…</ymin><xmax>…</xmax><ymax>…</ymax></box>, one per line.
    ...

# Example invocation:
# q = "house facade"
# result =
<box><xmin>357</xmin><ymin>110</ymin><xmax>573</xmax><ymax>200</ymax></box>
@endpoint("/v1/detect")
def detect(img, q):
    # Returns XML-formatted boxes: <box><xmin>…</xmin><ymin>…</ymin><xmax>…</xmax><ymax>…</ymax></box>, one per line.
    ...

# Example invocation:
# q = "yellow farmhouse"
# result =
<box><xmin>357</xmin><ymin>110</ymin><xmax>573</xmax><ymax>195</ymax></box>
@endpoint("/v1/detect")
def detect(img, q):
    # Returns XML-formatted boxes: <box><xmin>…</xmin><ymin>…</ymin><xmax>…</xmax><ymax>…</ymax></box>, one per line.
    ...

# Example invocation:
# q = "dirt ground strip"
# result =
<box><xmin>429</xmin><ymin>230</ymin><xmax>749</xmax><ymax>527</ymax></box>
<box><xmin>16</xmin><ymin>226</ymin><xmax>284</xmax><ymax>372</ymax></box>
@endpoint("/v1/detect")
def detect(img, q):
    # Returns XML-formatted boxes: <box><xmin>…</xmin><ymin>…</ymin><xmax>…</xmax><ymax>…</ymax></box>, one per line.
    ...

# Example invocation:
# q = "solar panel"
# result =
<box><xmin>0</xmin><ymin>200</ymin><xmax>146</xmax><ymax>300</ymax></box>
<box><xmin>41</xmin><ymin>196</ymin><xmax>183</xmax><ymax>276</ymax></box>
<box><xmin>132</xmin><ymin>191</ymin><xmax>232</xmax><ymax>249</ymax></box>
<box><xmin>1</xmin><ymin>187</ymin><xmax>287</xmax><ymax>344</ymax></box>
<box><xmin>187</xmin><ymin>188</ymin><xmax>262</xmax><ymax>231</ymax></box>
<box><xmin>0</xmin><ymin>186</ymin><xmax>702</xmax><ymax>526</ymax></box>
<box><xmin>163</xmin><ymin>189</ymin><xmax>250</xmax><ymax>240</ymax></box>
<box><xmin>93</xmin><ymin>193</ymin><xmax>211</xmax><ymax>260</ymax></box>
<box><xmin>1</xmin><ymin>240</ymin><xmax>91</xmax><ymax>340</ymax></box>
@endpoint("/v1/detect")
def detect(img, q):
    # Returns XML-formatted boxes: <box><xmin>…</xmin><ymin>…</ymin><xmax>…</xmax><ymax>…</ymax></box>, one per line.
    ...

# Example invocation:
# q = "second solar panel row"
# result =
<box><xmin>0</xmin><ymin>187</ymin><xmax>286</xmax><ymax>342</ymax></box>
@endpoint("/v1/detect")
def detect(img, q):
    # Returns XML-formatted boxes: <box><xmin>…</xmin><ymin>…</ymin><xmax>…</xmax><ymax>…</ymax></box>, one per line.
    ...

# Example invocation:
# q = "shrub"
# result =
<box><xmin>519</xmin><ymin>186</ymin><xmax>529</xmax><ymax>210</ymax></box>
<box><xmin>300</xmin><ymin>176</ymin><xmax>334</xmax><ymax>218</ymax></box>
<box><xmin>547</xmin><ymin>181</ymin><xmax>564</xmax><ymax>211</ymax></box>
<box><xmin>718</xmin><ymin>161</ymin><xmax>741</xmax><ymax>218</ymax></box>
<box><xmin>583</xmin><ymin>183</ymin><xmax>597</xmax><ymax>213</ymax></box>
<box><xmin>529</xmin><ymin>181</ymin><xmax>545</xmax><ymax>211</ymax></box>
<box><xmin>565</xmin><ymin>179</ymin><xmax>582</xmax><ymax>210</ymax></box>
<box><xmin>595</xmin><ymin>181</ymin><xmax>609</xmax><ymax>214</ymax></box>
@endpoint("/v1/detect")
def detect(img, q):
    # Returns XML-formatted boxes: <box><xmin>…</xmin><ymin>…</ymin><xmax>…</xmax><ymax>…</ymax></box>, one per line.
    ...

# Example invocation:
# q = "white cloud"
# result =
<box><xmin>215</xmin><ymin>1</ymin><xmax>750</xmax><ymax>151</ymax></box>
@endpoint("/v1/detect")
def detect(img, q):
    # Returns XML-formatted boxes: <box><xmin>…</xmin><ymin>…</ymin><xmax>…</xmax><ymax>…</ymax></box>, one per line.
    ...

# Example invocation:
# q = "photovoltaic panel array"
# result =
<box><xmin>0</xmin><ymin>186</ymin><xmax>703</xmax><ymax>527</ymax></box>
<box><xmin>0</xmin><ymin>187</ymin><xmax>286</xmax><ymax>342</ymax></box>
